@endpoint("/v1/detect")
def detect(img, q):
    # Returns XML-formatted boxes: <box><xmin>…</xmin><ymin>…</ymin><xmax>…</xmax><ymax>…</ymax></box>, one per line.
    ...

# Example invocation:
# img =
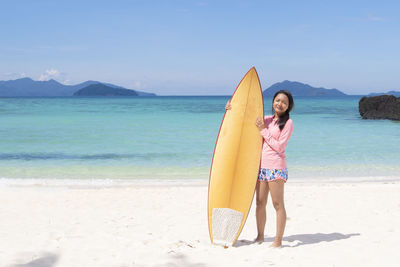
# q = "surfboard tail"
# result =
<box><xmin>211</xmin><ymin>208</ymin><xmax>243</xmax><ymax>247</ymax></box>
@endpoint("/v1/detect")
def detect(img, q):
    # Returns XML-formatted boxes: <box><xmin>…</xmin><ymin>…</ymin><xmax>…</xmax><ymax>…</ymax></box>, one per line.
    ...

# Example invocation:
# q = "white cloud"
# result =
<box><xmin>39</xmin><ymin>69</ymin><xmax>61</xmax><ymax>81</ymax></box>
<box><xmin>367</xmin><ymin>14</ymin><xmax>384</xmax><ymax>21</ymax></box>
<box><xmin>63</xmin><ymin>79</ymin><xmax>73</xmax><ymax>85</ymax></box>
<box><xmin>118</xmin><ymin>80</ymin><xmax>147</xmax><ymax>90</ymax></box>
<box><xmin>4</xmin><ymin>72</ymin><xmax>26</xmax><ymax>77</ymax></box>
<box><xmin>134</xmin><ymin>81</ymin><xmax>142</xmax><ymax>88</ymax></box>
<box><xmin>196</xmin><ymin>1</ymin><xmax>208</xmax><ymax>6</ymax></box>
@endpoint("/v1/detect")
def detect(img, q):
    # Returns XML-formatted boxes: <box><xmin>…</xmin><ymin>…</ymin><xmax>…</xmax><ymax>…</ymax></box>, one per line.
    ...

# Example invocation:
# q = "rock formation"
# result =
<box><xmin>359</xmin><ymin>95</ymin><xmax>400</xmax><ymax>120</ymax></box>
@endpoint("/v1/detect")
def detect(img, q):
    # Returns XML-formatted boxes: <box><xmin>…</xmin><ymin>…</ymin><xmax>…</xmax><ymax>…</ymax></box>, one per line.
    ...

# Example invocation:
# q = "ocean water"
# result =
<box><xmin>0</xmin><ymin>96</ymin><xmax>399</xmax><ymax>181</ymax></box>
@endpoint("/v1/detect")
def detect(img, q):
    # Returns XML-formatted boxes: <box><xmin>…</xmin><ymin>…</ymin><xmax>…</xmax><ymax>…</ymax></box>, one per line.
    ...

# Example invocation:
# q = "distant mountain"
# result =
<box><xmin>0</xmin><ymin>78</ymin><xmax>75</xmax><ymax>96</ymax></box>
<box><xmin>99</xmin><ymin>82</ymin><xmax>155</xmax><ymax>96</ymax></box>
<box><xmin>263</xmin><ymin>80</ymin><xmax>347</xmax><ymax>97</ymax></box>
<box><xmin>0</xmin><ymin>78</ymin><xmax>156</xmax><ymax>97</ymax></box>
<box><xmin>368</xmin><ymin>91</ymin><xmax>400</xmax><ymax>97</ymax></box>
<box><xmin>74</xmin><ymin>83</ymin><xmax>139</xmax><ymax>96</ymax></box>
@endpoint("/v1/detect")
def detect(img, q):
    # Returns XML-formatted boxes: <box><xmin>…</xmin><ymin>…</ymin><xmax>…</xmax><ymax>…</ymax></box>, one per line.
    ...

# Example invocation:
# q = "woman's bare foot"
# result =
<box><xmin>270</xmin><ymin>240</ymin><xmax>282</xmax><ymax>248</ymax></box>
<box><xmin>254</xmin><ymin>235</ymin><xmax>264</xmax><ymax>244</ymax></box>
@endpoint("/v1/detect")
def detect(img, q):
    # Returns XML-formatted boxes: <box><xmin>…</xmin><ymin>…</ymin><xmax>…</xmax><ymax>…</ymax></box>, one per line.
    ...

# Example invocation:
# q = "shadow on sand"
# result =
<box><xmin>235</xmin><ymin>232</ymin><xmax>360</xmax><ymax>248</ymax></box>
<box><xmin>9</xmin><ymin>252</ymin><xmax>59</xmax><ymax>267</ymax></box>
<box><xmin>155</xmin><ymin>253</ymin><xmax>206</xmax><ymax>267</ymax></box>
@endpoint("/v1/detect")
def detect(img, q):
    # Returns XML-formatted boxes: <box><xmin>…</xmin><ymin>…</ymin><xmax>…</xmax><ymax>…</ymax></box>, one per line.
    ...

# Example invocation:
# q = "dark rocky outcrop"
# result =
<box><xmin>359</xmin><ymin>95</ymin><xmax>400</xmax><ymax>120</ymax></box>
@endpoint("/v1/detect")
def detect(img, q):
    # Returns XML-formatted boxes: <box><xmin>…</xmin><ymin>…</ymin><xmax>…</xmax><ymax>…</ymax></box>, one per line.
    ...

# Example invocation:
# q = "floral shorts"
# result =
<box><xmin>258</xmin><ymin>168</ymin><xmax>288</xmax><ymax>182</ymax></box>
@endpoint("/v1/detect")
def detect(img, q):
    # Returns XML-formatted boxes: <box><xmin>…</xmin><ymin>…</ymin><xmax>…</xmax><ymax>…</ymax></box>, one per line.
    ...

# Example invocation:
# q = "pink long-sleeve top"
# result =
<box><xmin>259</xmin><ymin>115</ymin><xmax>294</xmax><ymax>169</ymax></box>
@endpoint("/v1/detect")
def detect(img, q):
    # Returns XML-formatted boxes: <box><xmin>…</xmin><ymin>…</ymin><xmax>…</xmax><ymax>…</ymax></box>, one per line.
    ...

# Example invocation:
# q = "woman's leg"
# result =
<box><xmin>268</xmin><ymin>179</ymin><xmax>286</xmax><ymax>247</ymax></box>
<box><xmin>255</xmin><ymin>180</ymin><xmax>269</xmax><ymax>243</ymax></box>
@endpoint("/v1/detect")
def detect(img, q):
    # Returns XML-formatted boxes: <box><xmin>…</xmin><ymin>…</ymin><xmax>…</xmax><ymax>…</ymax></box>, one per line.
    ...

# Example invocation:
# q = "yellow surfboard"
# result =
<box><xmin>208</xmin><ymin>67</ymin><xmax>264</xmax><ymax>247</ymax></box>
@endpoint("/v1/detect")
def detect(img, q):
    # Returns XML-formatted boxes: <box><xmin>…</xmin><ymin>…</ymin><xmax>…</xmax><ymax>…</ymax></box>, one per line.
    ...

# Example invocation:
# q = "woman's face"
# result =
<box><xmin>273</xmin><ymin>93</ymin><xmax>289</xmax><ymax>116</ymax></box>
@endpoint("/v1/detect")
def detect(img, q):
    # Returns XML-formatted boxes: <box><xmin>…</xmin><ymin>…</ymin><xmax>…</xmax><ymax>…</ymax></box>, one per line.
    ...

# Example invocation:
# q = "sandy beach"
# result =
<box><xmin>0</xmin><ymin>178</ymin><xmax>399</xmax><ymax>267</ymax></box>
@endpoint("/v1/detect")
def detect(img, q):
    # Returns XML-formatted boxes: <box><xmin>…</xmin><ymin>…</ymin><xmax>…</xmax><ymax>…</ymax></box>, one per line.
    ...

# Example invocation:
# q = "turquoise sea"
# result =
<box><xmin>1</xmin><ymin>96</ymin><xmax>399</xmax><ymax>181</ymax></box>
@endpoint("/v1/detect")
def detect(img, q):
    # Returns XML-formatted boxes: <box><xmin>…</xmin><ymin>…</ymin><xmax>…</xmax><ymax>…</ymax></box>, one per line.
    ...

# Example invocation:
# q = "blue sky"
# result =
<box><xmin>0</xmin><ymin>0</ymin><xmax>399</xmax><ymax>95</ymax></box>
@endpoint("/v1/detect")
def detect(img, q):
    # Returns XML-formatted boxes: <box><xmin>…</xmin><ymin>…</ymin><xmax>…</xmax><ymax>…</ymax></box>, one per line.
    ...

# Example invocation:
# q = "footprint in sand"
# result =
<box><xmin>170</xmin><ymin>240</ymin><xmax>196</xmax><ymax>249</ymax></box>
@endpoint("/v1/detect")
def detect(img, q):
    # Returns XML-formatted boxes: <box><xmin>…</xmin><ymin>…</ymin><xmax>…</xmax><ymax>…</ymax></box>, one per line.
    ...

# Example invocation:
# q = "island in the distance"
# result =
<box><xmin>368</xmin><ymin>91</ymin><xmax>400</xmax><ymax>97</ymax></box>
<box><xmin>0</xmin><ymin>78</ymin><xmax>156</xmax><ymax>97</ymax></box>
<box><xmin>74</xmin><ymin>83</ymin><xmax>139</xmax><ymax>96</ymax></box>
<box><xmin>263</xmin><ymin>80</ymin><xmax>347</xmax><ymax>97</ymax></box>
<box><xmin>2</xmin><ymin>77</ymin><xmax>397</xmax><ymax>98</ymax></box>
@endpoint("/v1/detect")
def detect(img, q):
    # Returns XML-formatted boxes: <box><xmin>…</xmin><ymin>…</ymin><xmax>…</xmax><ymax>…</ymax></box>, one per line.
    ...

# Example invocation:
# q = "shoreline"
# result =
<box><xmin>0</xmin><ymin>176</ymin><xmax>399</xmax><ymax>188</ymax></box>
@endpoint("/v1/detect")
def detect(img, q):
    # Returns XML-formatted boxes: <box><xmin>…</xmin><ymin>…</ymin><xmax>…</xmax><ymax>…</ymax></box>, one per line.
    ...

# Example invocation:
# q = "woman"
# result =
<box><xmin>226</xmin><ymin>90</ymin><xmax>294</xmax><ymax>248</ymax></box>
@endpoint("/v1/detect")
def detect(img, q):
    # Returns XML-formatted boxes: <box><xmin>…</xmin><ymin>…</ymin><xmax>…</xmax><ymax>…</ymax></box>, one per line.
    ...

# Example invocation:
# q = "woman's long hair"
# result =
<box><xmin>272</xmin><ymin>90</ymin><xmax>294</xmax><ymax>130</ymax></box>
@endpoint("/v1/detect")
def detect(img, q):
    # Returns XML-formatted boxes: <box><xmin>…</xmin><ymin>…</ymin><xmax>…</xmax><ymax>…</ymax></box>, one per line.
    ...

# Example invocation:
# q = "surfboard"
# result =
<box><xmin>208</xmin><ymin>67</ymin><xmax>264</xmax><ymax>247</ymax></box>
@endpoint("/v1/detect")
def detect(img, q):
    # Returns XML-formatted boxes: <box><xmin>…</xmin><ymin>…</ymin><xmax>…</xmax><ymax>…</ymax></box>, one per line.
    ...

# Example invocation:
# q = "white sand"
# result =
<box><xmin>0</xmin><ymin>178</ymin><xmax>399</xmax><ymax>267</ymax></box>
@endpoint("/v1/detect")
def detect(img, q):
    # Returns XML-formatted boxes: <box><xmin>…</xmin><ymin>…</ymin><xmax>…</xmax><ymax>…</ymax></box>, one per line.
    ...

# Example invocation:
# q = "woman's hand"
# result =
<box><xmin>255</xmin><ymin>117</ymin><xmax>266</xmax><ymax>131</ymax></box>
<box><xmin>225</xmin><ymin>101</ymin><xmax>232</xmax><ymax>110</ymax></box>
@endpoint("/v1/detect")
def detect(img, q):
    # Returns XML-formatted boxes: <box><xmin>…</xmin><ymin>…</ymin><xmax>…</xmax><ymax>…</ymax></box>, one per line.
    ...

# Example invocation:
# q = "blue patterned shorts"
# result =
<box><xmin>258</xmin><ymin>168</ymin><xmax>288</xmax><ymax>182</ymax></box>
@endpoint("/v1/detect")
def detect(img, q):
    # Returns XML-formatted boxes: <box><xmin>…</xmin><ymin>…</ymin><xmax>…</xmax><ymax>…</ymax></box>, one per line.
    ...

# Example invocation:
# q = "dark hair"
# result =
<box><xmin>271</xmin><ymin>90</ymin><xmax>294</xmax><ymax>130</ymax></box>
